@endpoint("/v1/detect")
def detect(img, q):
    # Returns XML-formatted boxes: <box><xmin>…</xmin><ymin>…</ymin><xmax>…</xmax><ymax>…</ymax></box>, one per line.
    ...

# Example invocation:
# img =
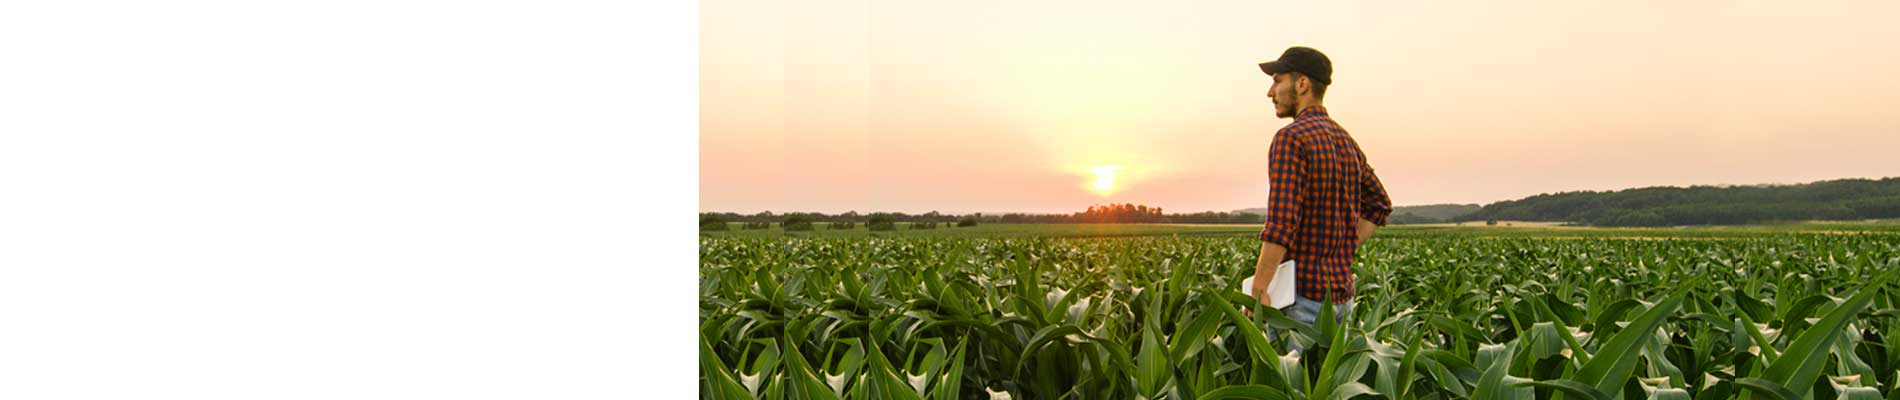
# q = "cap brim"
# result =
<box><xmin>1258</xmin><ymin>61</ymin><xmax>1290</xmax><ymax>75</ymax></box>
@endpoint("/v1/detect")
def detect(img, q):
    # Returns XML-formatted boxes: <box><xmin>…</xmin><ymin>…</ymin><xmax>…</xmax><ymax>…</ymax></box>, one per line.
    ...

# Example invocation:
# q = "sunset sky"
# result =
<box><xmin>700</xmin><ymin>0</ymin><xmax>1900</xmax><ymax>215</ymax></box>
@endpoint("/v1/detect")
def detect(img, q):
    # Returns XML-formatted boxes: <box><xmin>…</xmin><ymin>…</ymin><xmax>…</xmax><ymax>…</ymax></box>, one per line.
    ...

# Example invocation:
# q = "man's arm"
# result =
<box><xmin>1250</xmin><ymin>240</ymin><xmax>1288</xmax><ymax>303</ymax></box>
<box><xmin>1355</xmin><ymin>216</ymin><xmax>1377</xmax><ymax>247</ymax></box>
<box><xmin>1255</xmin><ymin>130</ymin><xmax>1304</xmax><ymax>307</ymax></box>
<box><xmin>1356</xmin><ymin>155</ymin><xmax>1392</xmax><ymax>231</ymax></box>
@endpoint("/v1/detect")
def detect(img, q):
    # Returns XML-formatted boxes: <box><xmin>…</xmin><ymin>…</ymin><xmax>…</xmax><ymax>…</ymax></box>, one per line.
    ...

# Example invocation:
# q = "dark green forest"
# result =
<box><xmin>1455</xmin><ymin>177</ymin><xmax>1900</xmax><ymax>226</ymax></box>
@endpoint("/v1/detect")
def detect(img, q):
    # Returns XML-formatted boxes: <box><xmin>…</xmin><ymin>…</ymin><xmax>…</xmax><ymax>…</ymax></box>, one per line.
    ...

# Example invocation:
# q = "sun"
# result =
<box><xmin>1089</xmin><ymin>166</ymin><xmax>1121</xmax><ymax>195</ymax></box>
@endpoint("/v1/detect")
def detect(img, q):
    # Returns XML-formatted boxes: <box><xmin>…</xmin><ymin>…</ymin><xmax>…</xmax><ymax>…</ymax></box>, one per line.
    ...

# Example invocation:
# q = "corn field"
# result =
<box><xmin>700</xmin><ymin>234</ymin><xmax>1900</xmax><ymax>400</ymax></box>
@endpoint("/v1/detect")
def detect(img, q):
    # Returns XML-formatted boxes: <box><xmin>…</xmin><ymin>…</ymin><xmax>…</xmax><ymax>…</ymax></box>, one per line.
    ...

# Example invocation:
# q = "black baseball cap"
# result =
<box><xmin>1258</xmin><ymin>46</ymin><xmax>1332</xmax><ymax>85</ymax></box>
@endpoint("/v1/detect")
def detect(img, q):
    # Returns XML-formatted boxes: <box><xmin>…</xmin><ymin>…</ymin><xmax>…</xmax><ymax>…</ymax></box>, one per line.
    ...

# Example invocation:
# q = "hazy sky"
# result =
<box><xmin>701</xmin><ymin>0</ymin><xmax>1900</xmax><ymax>214</ymax></box>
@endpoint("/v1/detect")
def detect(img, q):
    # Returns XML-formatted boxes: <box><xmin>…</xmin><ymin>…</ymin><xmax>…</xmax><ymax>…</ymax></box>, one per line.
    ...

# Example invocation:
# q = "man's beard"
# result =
<box><xmin>1274</xmin><ymin>101</ymin><xmax>1294</xmax><ymax>118</ymax></box>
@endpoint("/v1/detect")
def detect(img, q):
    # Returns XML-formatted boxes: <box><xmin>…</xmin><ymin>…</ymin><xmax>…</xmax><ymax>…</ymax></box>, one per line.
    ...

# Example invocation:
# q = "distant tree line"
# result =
<box><xmin>702</xmin><ymin>177</ymin><xmax>1900</xmax><ymax>230</ymax></box>
<box><xmin>1455</xmin><ymin>177</ymin><xmax>1900</xmax><ymax>227</ymax></box>
<box><xmin>700</xmin><ymin>203</ymin><xmax>1267</xmax><ymax>227</ymax></box>
<box><xmin>1383</xmin><ymin>204</ymin><xmax>1483</xmax><ymax>225</ymax></box>
<box><xmin>1387</xmin><ymin>213</ymin><xmax>1442</xmax><ymax>225</ymax></box>
<box><xmin>1072</xmin><ymin>203</ymin><xmax>1164</xmax><ymax>223</ymax></box>
<box><xmin>700</xmin><ymin>210</ymin><xmax>965</xmax><ymax>224</ymax></box>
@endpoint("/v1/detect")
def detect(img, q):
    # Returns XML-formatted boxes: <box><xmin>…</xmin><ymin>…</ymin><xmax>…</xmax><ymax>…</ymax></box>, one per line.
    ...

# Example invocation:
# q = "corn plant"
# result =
<box><xmin>700</xmin><ymin>233</ymin><xmax>1900</xmax><ymax>399</ymax></box>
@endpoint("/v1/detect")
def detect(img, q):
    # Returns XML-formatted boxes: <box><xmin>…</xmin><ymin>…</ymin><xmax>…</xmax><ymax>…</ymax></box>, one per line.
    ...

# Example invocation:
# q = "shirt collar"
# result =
<box><xmin>1296</xmin><ymin>105</ymin><xmax>1329</xmax><ymax>120</ymax></box>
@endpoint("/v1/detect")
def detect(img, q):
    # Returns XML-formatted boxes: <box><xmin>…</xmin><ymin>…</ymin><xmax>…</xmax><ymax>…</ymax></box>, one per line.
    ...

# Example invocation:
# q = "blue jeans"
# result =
<box><xmin>1269</xmin><ymin>296</ymin><xmax>1354</xmax><ymax>354</ymax></box>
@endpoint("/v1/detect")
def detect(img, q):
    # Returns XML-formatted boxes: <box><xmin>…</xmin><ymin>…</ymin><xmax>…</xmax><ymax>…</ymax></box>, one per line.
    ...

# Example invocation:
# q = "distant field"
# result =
<box><xmin>699</xmin><ymin>219</ymin><xmax>1900</xmax><ymax>239</ymax></box>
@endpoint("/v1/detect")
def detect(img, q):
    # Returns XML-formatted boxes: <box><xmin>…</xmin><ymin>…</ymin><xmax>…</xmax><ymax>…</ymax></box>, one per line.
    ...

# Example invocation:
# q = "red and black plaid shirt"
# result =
<box><xmin>1258</xmin><ymin>106</ymin><xmax>1391</xmax><ymax>304</ymax></box>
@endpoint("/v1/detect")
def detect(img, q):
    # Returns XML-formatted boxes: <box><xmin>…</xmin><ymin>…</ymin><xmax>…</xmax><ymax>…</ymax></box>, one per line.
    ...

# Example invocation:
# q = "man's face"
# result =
<box><xmin>1268</xmin><ymin>73</ymin><xmax>1299</xmax><ymax>118</ymax></box>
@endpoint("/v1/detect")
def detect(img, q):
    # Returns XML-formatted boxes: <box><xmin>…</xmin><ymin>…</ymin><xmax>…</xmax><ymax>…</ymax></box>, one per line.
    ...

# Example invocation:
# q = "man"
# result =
<box><xmin>1250</xmin><ymin>46</ymin><xmax>1392</xmax><ymax>345</ymax></box>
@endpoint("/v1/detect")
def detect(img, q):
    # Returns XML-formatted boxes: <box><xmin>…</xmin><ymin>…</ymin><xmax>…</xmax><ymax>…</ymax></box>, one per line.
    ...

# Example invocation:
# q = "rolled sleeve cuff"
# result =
<box><xmin>1361</xmin><ymin>209</ymin><xmax>1391</xmax><ymax>227</ymax></box>
<box><xmin>1258</xmin><ymin>224</ymin><xmax>1295</xmax><ymax>248</ymax></box>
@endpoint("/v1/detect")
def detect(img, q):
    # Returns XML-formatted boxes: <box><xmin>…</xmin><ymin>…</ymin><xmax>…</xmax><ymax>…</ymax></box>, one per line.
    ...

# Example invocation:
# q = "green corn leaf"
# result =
<box><xmin>1646</xmin><ymin>387</ymin><xmax>1692</xmax><ymax>400</ymax></box>
<box><xmin>1415</xmin><ymin>350</ymin><xmax>1472</xmax><ymax>398</ymax></box>
<box><xmin>821</xmin><ymin>338</ymin><xmax>866</xmax><ymax>398</ymax></box>
<box><xmin>1199</xmin><ymin>292</ymin><xmax>1285</xmax><ymax>373</ymax></box>
<box><xmin>1574</xmin><ymin>292</ymin><xmax>1686</xmax><ymax>398</ymax></box>
<box><xmin>850</xmin><ymin>338</ymin><xmax>922</xmax><ymax>400</ymax></box>
<box><xmin>1171</xmin><ymin>308</ymin><xmax>1226</xmax><ymax>367</ymax></box>
<box><xmin>1427</xmin><ymin>314</ymin><xmax>1489</xmax><ymax>344</ymax></box>
<box><xmin>1264</xmin><ymin>314</ymin><xmax>1322</xmax><ymax>343</ymax></box>
<box><xmin>702</xmin><ymin>335</ymin><xmax>758</xmax><ymax>400</ymax></box>
<box><xmin>1136</xmin><ymin>305</ymin><xmax>1172</xmax><ymax>397</ymax></box>
<box><xmin>1590</xmin><ymin>299</ymin><xmax>1645</xmax><ymax>341</ymax></box>
<box><xmin>1198</xmin><ymin>384</ymin><xmax>1295</xmax><ymax>400</ymax></box>
<box><xmin>1534</xmin><ymin>295</ymin><xmax>1593</xmax><ymax>366</ymax></box>
<box><xmin>1421</xmin><ymin>349</ymin><xmax>1481</xmax><ymax>383</ymax></box>
<box><xmin>1737</xmin><ymin>311</ymin><xmax>1780</xmax><ymax>363</ymax></box>
<box><xmin>1756</xmin><ymin>276</ymin><xmax>1890</xmax><ymax>398</ymax></box>
<box><xmin>1191</xmin><ymin>348</ymin><xmax>1225</xmax><ymax>398</ymax></box>
<box><xmin>1523</xmin><ymin>322</ymin><xmax>1571</xmax><ymax>367</ymax></box>
<box><xmin>1829</xmin><ymin>327</ymin><xmax>1878</xmax><ymax>381</ymax></box>
<box><xmin>1512</xmin><ymin>378</ymin><xmax>1613</xmax><ymax>400</ymax></box>
<box><xmin>771</xmin><ymin>338</ymin><xmax>843</xmax><ymax>400</ymax></box>
<box><xmin>1014</xmin><ymin>325</ymin><xmax>1083</xmax><ymax>375</ymax></box>
<box><xmin>906</xmin><ymin>338</ymin><xmax>948</xmax><ymax>398</ymax></box>
<box><xmin>928</xmin><ymin>339</ymin><xmax>965</xmax><ymax>400</ymax></box>
<box><xmin>1640</xmin><ymin>329</ymin><xmax>1686</xmax><ymax>389</ymax></box>
<box><xmin>1780</xmin><ymin>295</ymin><xmax>1834</xmax><ymax>328</ymax></box>
<box><xmin>1166</xmin><ymin>257</ymin><xmax>1192</xmax><ymax>317</ymax></box>
<box><xmin>1466</xmin><ymin>341</ymin><xmax>1527</xmax><ymax>400</ymax></box>
<box><xmin>1393</xmin><ymin>335</ymin><xmax>1423</xmax><ymax>400</ymax></box>
<box><xmin>1328</xmin><ymin>382</ymin><xmax>1379</xmax><ymax>400</ymax></box>
<box><xmin>1831</xmin><ymin>384</ymin><xmax>1884</xmax><ymax>400</ymax></box>
<box><xmin>1309</xmin><ymin>295</ymin><xmax>1350</xmax><ymax>400</ymax></box>
<box><xmin>1280</xmin><ymin>351</ymin><xmax>1307</xmax><ymax>396</ymax></box>
<box><xmin>743</xmin><ymin>338</ymin><xmax>783</xmax><ymax>396</ymax></box>
<box><xmin>1734</xmin><ymin>377</ymin><xmax>1799</xmax><ymax>400</ymax></box>
<box><xmin>1355</xmin><ymin>336</ymin><xmax>1405</xmax><ymax>399</ymax></box>
<box><xmin>1733</xmin><ymin>290</ymin><xmax>1775</xmax><ymax>323</ymax></box>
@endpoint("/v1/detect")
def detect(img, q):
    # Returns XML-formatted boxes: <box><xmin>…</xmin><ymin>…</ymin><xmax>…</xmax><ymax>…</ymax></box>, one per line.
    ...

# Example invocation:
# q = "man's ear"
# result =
<box><xmin>1296</xmin><ymin>76</ymin><xmax>1311</xmax><ymax>96</ymax></box>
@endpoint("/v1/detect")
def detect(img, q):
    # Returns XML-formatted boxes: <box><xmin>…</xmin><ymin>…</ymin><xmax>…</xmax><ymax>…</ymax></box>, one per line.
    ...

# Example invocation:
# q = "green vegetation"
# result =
<box><xmin>781</xmin><ymin>215</ymin><xmax>815</xmax><ymax>231</ymax></box>
<box><xmin>1459</xmin><ymin>177</ymin><xmax>1900</xmax><ymax>226</ymax></box>
<box><xmin>868</xmin><ymin>214</ymin><xmax>898</xmax><ymax>231</ymax></box>
<box><xmin>700</xmin><ymin>214</ymin><xmax>729</xmax><ymax>231</ymax></box>
<box><xmin>1387</xmin><ymin>204</ymin><xmax>1483</xmax><ymax>225</ymax></box>
<box><xmin>702</xmin><ymin>225</ymin><xmax>1900</xmax><ymax>399</ymax></box>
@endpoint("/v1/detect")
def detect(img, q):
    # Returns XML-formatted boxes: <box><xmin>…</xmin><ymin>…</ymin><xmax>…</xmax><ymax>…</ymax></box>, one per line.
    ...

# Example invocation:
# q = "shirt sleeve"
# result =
<box><xmin>1258</xmin><ymin>129</ymin><xmax>1304</xmax><ymax>247</ymax></box>
<box><xmin>1358</xmin><ymin>159</ymin><xmax>1393</xmax><ymax>226</ymax></box>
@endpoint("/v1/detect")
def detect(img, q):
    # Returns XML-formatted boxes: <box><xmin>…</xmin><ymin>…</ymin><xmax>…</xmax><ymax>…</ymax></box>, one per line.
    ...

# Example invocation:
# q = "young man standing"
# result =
<box><xmin>1251</xmin><ymin>46</ymin><xmax>1392</xmax><ymax>340</ymax></box>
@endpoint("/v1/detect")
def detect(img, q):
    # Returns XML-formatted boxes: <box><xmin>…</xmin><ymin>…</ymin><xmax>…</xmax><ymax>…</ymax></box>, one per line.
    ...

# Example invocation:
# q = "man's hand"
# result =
<box><xmin>1238</xmin><ymin>278</ymin><xmax>1269</xmax><ymax>318</ymax></box>
<box><xmin>1244</xmin><ymin>240</ymin><xmax>1288</xmax><ymax>317</ymax></box>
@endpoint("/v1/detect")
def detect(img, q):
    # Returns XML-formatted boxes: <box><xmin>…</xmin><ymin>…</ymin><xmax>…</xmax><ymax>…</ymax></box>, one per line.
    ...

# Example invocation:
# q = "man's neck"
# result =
<box><xmin>1297</xmin><ymin>100</ymin><xmax>1325</xmax><ymax>115</ymax></box>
